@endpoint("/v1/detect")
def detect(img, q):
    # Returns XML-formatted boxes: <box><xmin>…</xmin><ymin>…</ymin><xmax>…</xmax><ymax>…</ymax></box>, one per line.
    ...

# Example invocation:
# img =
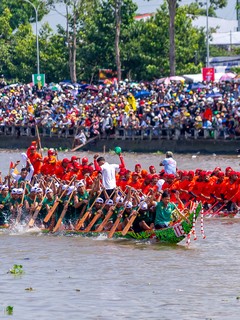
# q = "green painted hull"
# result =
<box><xmin>41</xmin><ymin>203</ymin><xmax>202</xmax><ymax>243</ymax></box>
<box><xmin>1</xmin><ymin>203</ymin><xmax>202</xmax><ymax>244</ymax></box>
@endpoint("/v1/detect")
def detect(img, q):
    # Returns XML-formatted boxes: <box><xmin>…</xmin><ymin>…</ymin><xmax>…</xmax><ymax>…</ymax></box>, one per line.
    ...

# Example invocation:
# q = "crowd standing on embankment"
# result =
<box><xmin>1</xmin><ymin>79</ymin><xmax>240</xmax><ymax>141</ymax></box>
<box><xmin>0</xmin><ymin>145</ymin><xmax>240</xmax><ymax>232</ymax></box>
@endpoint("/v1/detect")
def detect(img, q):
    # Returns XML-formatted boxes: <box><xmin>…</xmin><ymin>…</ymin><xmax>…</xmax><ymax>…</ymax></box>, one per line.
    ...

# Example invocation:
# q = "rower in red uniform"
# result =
<box><xmin>28</xmin><ymin>145</ymin><xmax>42</xmax><ymax>174</ymax></box>
<box><xmin>128</xmin><ymin>172</ymin><xmax>143</xmax><ymax>191</ymax></box>
<box><xmin>149</xmin><ymin>165</ymin><xmax>156</xmax><ymax>174</ymax></box>
<box><xmin>41</xmin><ymin>149</ymin><xmax>58</xmax><ymax>175</ymax></box>
<box><xmin>26</xmin><ymin>141</ymin><xmax>38</xmax><ymax>158</ymax></box>
<box><xmin>55</xmin><ymin>158</ymin><xmax>70</xmax><ymax>179</ymax></box>
<box><xmin>134</xmin><ymin>164</ymin><xmax>146</xmax><ymax>179</ymax></box>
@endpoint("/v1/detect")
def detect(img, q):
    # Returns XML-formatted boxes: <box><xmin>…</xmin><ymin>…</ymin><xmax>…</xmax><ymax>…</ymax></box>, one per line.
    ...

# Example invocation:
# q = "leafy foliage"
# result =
<box><xmin>9</xmin><ymin>264</ymin><xmax>24</xmax><ymax>275</ymax></box>
<box><xmin>0</xmin><ymin>0</ymin><xmax>232</xmax><ymax>82</ymax></box>
<box><xmin>5</xmin><ymin>306</ymin><xmax>14</xmax><ymax>315</ymax></box>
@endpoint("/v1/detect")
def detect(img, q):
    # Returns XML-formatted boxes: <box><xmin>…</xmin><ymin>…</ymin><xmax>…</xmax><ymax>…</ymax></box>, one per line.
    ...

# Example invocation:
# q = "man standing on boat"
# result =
<box><xmin>94</xmin><ymin>153</ymin><xmax>125</xmax><ymax>198</ymax></box>
<box><xmin>160</xmin><ymin>151</ymin><xmax>177</xmax><ymax>175</ymax></box>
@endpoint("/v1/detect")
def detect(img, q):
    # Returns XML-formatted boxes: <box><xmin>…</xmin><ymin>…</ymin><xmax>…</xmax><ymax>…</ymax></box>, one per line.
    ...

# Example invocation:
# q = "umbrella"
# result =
<box><xmin>49</xmin><ymin>84</ymin><xmax>62</xmax><ymax>92</ymax></box>
<box><xmin>159</xmin><ymin>103</ymin><xmax>170</xmax><ymax>107</ymax></box>
<box><xmin>156</xmin><ymin>77</ymin><xmax>171</xmax><ymax>85</ymax></box>
<box><xmin>188</xmin><ymin>83</ymin><xmax>206</xmax><ymax>91</ymax></box>
<box><xmin>85</xmin><ymin>85</ymin><xmax>99</xmax><ymax>91</ymax></box>
<box><xmin>206</xmin><ymin>92</ymin><xmax>222</xmax><ymax>99</ymax></box>
<box><xmin>59</xmin><ymin>80</ymin><xmax>72</xmax><ymax>85</ymax></box>
<box><xmin>219</xmin><ymin>72</ymin><xmax>236</xmax><ymax>82</ymax></box>
<box><xmin>134</xmin><ymin>90</ymin><xmax>150</xmax><ymax>99</ymax></box>
<box><xmin>63</xmin><ymin>84</ymin><xmax>74</xmax><ymax>89</ymax></box>
<box><xmin>169</xmin><ymin>76</ymin><xmax>185</xmax><ymax>82</ymax></box>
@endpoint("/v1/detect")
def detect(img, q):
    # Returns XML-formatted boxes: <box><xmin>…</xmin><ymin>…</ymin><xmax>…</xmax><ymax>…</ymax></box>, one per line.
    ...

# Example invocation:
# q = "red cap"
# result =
<box><xmin>73</xmin><ymin>162</ymin><xmax>81</xmax><ymax>169</ymax></box>
<box><xmin>188</xmin><ymin>170</ymin><xmax>194</xmax><ymax>176</ymax></box>
<box><xmin>149</xmin><ymin>165</ymin><xmax>155</xmax><ymax>170</ymax></box>
<box><xmin>218</xmin><ymin>172</ymin><xmax>224</xmax><ymax>177</ymax></box>
<box><xmin>145</xmin><ymin>174</ymin><xmax>153</xmax><ymax>180</ymax></box>
<box><xmin>119</xmin><ymin>169</ymin><xmax>127</xmax><ymax>176</ymax></box>
<box><xmin>82</xmin><ymin>157</ymin><xmax>88</xmax><ymax>164</ymax></box>
<box><xmin>48</xmin><ymin>149</ymin><xmax>55</xmax><ymax>155</ymax></box>
<box><xmin>30</xmin><ymin>146</ymin><xmax>36</xmax><ymax>150</ymax></box>
<box><xmin>200</xmin><ymin>171</ymin><xmax>207</xmax><ymax>177</ymax></box>
<box><xmin>135</xmin><ymin>163</ymin><xmax>141</xmax><ymax>168</ymax></box>
<box><xmin>132</xmin><ymin>172</ymin><xmax>139</xmax><ymax>177</ymax></box>
<box><xmin>62</xmin><ymin>158</ymin><xmax>70</xmax><ymax>163</ymax></box>
<box><xmin>71</xmin><ymin>156</ymin><xmax>80</xmax><ymax>161</ymax></box>
<box><xmin>152</xmin><ymin>174</ymin><xmax>159</xmax><ymax>179</ymax></box>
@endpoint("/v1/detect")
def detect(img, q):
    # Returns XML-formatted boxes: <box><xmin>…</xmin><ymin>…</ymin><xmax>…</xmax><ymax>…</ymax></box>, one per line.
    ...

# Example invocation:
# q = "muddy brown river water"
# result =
<box><xmin>0</xmin><ymin>150</ymin><xmax>240</xmax><ymax>319</ymax></box>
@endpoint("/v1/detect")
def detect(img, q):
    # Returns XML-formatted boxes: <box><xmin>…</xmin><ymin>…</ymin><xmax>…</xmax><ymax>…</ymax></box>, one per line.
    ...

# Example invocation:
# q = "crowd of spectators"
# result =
<box><xmin>0</xmin><ymin>77</ymin><xmax>240</xmax><ymax>140</ymax></box>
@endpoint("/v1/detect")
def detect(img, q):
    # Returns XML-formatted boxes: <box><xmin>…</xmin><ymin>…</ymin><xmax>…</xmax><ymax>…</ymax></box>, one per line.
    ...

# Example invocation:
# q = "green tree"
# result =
<box><xmin>49</xmin><ymin>0</ymin><xmax>98</xmax><ymax>83</ymax></box>
<box><xmin>122</xmin><ymin>3</ymin><xmax>206</xmax><ymax>80</ymax></box>
<box><xmin>167</xmin><ymin>0</ymin><xmax>227</xmax><ymax>76</ymax></box>
<box><xmin>0</xmin><ymin>0</ymin><xmax>49</xmax><ymax>30</ymax></box>
<box><xmin>78</xmin><ymin>0</ymin><xmax>137</xmax><ymax>81</ymax></box>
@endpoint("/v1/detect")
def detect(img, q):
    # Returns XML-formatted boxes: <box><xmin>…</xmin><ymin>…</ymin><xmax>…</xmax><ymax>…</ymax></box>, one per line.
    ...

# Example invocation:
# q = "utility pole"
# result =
<box><xmin>23</xmin><ymin>0</ymin><xmax>40</xmax><ymax>75</ymax></box>
<box><xmin>237</xmin><ymin>0</ymin><xmax>240</xmax><ymax>31</ymax></box>
<box><xmin>206</xmin><ymin>0</ymin><xmax>209</xmax><ymax>67</ymax></box>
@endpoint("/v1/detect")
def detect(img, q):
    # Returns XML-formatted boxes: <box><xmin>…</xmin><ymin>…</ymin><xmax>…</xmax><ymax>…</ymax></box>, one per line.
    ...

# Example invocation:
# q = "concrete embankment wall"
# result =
<box><xmin>0</xmin><ymin>136</ymin><xmax>239</xmax><ymax>154</ymax></box>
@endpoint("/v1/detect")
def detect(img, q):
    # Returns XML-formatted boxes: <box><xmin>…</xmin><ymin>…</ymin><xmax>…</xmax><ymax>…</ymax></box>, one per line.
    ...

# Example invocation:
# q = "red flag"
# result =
<box><xmin>9</xmin><ymin>161</ymin><xmax>14</xmax><ymax>169</ymax></box>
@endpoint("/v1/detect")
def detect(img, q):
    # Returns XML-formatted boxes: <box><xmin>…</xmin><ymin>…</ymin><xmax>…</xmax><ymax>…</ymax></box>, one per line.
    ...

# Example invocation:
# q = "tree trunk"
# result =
<box><xmin>72</xmin><ymin>10</ymin><xmax>77</xmax><ymax>83</ymax></box>
<box><xmin>167</xmin><ymin>0</ymin><xmax>176</xmax><ymax>76</ymax></box>
<box><xmin>68</xmin><ymin>5</ymin><xmax>77</xmax><ymax>83</ymax></box>
<box><xmin>115</xmin><ymin>0</ymin><xmax>121</xmax><ymax>82</ymax></box>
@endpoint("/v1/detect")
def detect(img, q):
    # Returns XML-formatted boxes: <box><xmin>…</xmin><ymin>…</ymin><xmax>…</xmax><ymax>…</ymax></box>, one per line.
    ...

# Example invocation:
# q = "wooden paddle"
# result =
<box><xmin>107</xmin><ymin>213</ymin><xmax>123</xmax><ymax>239</ymax></box>
<box><xmin>75</xmin><ymin>192</ymin><xmax>100</xmax><ymax>231</ymax></box>
<box><xmin>35</xmin><ymin>124</ymin><xmax>43</xmax><ymax>157</ymax></box>
<box><xmin>15</xmin><ymin>182</ymin><xmax>27</xmax><ymax>224</ymax></box>
<box><xmin>95</xmin><ymin>207</ymin><xmax>115</xmax><ymax>232</ymax></box>
<box><xmin>84</xmin><ymin>211</ymin><xmax>102</xmax><ymax>232</ymax></box>
<box><xmin>44</xmin><ymin>176</ymin><xmax>76</xmax><ymax>223</ymax></box>
<box><xmin>121</xmin><ymin>210</ymin><xmax>138</xmax><ymax>236</ymax></box>
<box><xmin>28</xmin><ymin>181</ymin><xmax>54</xmax><ymax>227</ymax></box>
<box><xmin>71</xmin><ymin>135</ymin><xmax>99</xmax><ymax>152</ymax></box>
<box><xmin>28</xmin><ymin>193</ymin><xmax>47</xmax><ymax>227</ymax></box>
<box><xmin>52</xmin><ymin>190</ymin><xmax>75</xmax><ymax>233</ymax></box>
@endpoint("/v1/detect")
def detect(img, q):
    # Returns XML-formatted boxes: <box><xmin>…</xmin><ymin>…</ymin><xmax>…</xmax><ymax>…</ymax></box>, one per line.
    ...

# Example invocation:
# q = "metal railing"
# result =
<box><xmin>0</xmin><ymin>124</ymin><xmax>239</xmax><ymax>140</ymax></box>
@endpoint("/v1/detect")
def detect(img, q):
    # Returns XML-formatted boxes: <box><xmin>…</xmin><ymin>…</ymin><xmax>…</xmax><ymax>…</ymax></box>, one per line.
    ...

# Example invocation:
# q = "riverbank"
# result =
<box><xmin>0</xmin><ymin>135</ymin><xmax>239</xmax><ymax>154</ymax></box>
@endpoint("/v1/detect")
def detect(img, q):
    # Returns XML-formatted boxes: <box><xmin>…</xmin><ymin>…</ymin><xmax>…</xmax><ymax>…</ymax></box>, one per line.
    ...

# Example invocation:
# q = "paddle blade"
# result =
<box><xmin>95</xmin><ymin>210</ymin><xmax>114</xmax><ymax>232</ymax></box>
<box><xmin>84</xmin><ymin>213</ymin><xmax>101</xmax><ymax>232</ymax></box>
<box><xmin>121</xmin><ymin>215</ymin><xmax>136</xmax><ymax>236</ymax></box>
<box><xmin>108</xmin><ymin>216</ymin><xmax>121</xmax><ymax>238</ymax></box>
<box><xmin>44</xmin><ymin>203</ymin><xmax>58</xmax><ymax>223</ymax></box>
<box><xmin>75</xmin><ymin>212</ymin><xmax>89</xmax><ymax>231</ymax></box>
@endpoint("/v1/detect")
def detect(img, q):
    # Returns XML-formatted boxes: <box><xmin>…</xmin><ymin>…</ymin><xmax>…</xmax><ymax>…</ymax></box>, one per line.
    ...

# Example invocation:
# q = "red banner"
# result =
<box><xmin>202</xmin><ymin>67</ymin><xmax>215</xmax><ymax>82</ymax></box>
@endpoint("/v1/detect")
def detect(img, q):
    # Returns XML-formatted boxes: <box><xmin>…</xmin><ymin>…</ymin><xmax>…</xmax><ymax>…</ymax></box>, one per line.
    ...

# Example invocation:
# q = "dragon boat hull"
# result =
<box><xmin>0</xmin><ymin>203</ymin><xmax>202</xmax><ymax>244</ymax></box>
<box><xmin>42</xmin><ymin>203</ymin><xmax>202</xmax><ymax>244</ymax></box>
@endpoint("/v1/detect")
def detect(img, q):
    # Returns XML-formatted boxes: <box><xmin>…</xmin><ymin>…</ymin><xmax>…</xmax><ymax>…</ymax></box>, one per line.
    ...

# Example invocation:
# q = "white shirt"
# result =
<box><xmin>100</xmin><ymin>162</ymin><xmax>119</xmax><ymax>189</ymax></box>
<box><xmin>161</xmin><ymin>157</ymin><xmax>176</xmax><ymax>175</ymax></box>
<box><xmin>11</xmin><ymin>164</ymin><xmax>34</xmax><ymax>182</ymax></box>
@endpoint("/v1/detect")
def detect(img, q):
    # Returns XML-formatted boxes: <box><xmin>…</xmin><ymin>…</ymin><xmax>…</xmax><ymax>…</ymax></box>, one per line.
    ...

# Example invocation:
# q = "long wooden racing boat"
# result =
<box><xmin>0</xmin><ymin>203</ymin><xmax>202</xmax><ymax>244</ymax></box>
<box><xmin>43</xmin><ymin>202</ymin><xmax>202</xmax><ymax>244</ymax></box>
